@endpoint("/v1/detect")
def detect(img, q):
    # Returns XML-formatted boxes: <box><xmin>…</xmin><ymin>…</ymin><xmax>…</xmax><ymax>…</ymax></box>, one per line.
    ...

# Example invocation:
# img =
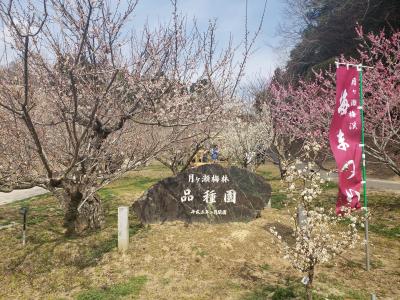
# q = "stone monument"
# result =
<box><xmin>132</xmin><ymin>164</ymin><xmax>271</xmax><ymax>224</ymax></box>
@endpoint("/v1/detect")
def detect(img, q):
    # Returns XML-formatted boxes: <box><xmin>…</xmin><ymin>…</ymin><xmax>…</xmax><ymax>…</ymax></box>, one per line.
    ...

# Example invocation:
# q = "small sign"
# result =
<box><xmin>19</xmin><ymin>207</ymin><xmax>28</xmax><ymax>246</ymax></box>
<box><xmin>301</xmin><ymin>276</ymin><xmax>309</xmax><ymax>285</ymax></box>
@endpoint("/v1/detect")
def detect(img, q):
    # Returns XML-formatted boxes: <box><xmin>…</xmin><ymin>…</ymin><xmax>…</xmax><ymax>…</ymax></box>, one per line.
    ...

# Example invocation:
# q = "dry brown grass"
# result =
<box><xmin>0</xmin><ymin>162</ymin><xmax>399</xmax><ymax>299</ymax></box>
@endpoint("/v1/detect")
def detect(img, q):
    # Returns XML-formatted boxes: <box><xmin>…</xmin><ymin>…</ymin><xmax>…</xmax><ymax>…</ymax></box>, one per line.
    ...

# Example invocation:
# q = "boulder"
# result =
<box><xmin>132</xmin><ymin>164</ymin><xmax>271</xmax><ymax>224</ymax></box>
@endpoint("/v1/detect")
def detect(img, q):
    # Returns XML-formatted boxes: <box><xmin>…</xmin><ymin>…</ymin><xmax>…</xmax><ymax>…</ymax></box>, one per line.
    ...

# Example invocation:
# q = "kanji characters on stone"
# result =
<box><xmin>181</xmin><ymin>189</ymin><xmax>194</xmax><ymax>202</ymax></box>
<box><xmin>224</xmin><ymin>189</ymin><xmax>237</xmax><ymax>204</ymax></box>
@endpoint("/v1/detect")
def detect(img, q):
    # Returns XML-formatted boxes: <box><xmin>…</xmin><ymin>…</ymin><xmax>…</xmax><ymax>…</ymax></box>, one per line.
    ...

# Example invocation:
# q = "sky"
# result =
<box><xmin>0</xmin><ymin>0</ymin><xmax>289</xmax><ymax>82</ymax></box>
<box><xmin>130</xmin><ymin>0</ymin><xmax>288</xmax><ymax>81</ymax></box>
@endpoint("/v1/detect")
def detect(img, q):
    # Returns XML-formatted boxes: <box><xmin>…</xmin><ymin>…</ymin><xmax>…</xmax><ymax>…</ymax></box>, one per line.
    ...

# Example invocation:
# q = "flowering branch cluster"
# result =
<box><xmin>270</xmin><ymin>142</ymin><xmax>361</xmax><ymax>299</ymax></box>
<box><xmin>0</xmin><ymin>0</ymin><xmax>265</xmax><ymax>235</ymax></box>
<box><xmin>219</xmin><ymin>104</ymin><xmax>273</xmax><ymax>170</ymax></box>
<box><xmin>270</xmin><ymin>207</ymin><xmax>359</xmax><ymax>271</ymax></box>
<box><xmin>284</xmin><ymin>142</ymin><xmax>324</xmax><ymax>207</ymax></box>
<box><xmin>268</xmin><ymin>27</ymin><xmax>400</xmax><ymax>176</ymax></box>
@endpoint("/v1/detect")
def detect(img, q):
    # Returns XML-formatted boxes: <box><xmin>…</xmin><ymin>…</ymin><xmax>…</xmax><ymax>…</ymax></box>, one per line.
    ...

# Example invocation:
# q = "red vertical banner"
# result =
<box><xmin>329</xmin><ymin>66</ymin><xmax>362</xmax><ymax>214</ymax></box>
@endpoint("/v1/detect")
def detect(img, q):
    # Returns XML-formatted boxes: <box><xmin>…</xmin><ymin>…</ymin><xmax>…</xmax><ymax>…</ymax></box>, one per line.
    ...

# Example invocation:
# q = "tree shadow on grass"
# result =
<box><xmin>241</xmin><ymin>276</ymin><xmax>360</xmax><ymax>300</ymax></box>
<box><xmin>1</xmin><ymin>188</ymin><xmax>147</xmax><ymax>278</ymax></box>
<box><xmin>4</xmin><ymin>219</ymin><xmax>145</xmax><ymax>275</ymax></box>
<box><xmin>76</xmin><ymin>275</ymin><xmax>148</xmax><ymax>300</ymax></box>
<box><xmin>264</xmin><ymin>222</ymin><xmax>295</xmax><ymax>246</ymax></box>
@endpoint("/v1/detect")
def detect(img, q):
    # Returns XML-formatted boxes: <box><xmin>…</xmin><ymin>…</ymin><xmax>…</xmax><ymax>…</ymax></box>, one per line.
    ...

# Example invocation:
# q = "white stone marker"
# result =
<box><xmin>118</xmin><ymin>206</ymin><xmax>129</xmax><ymax>252</ymax></box>
<box><xmin>266</xmin><ymin>198</ymin><xmax>271</xmax><ymax>208</ymax></box>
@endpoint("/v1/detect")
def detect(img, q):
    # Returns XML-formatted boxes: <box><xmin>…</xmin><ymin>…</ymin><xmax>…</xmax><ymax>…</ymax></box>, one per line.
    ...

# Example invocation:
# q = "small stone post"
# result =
<box><xmin>118</xmin><ymin>206</ymin><xmax>129</xmax><ymax>252</ymax></box>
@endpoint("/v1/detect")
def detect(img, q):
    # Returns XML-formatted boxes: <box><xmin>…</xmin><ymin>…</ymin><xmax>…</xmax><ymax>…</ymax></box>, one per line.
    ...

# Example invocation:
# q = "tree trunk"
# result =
<box><xmin>77</xmin><ymin>194</ymin><xmax>104</xmax><ymax>233</ymax></box>
<box><xmin>170</xmin><ymin>164</ymin><xmax>179</xmax><ymax>175</ymax></box>
<box><xmin>63</xmin><ymin>190</ymin><xmax>83</xmax><ymax>237</ymax></box>
<box><xmin>305</xmin><ymin>267</ymin><xmax>314</xmax><ymax>300</ymax></box>
<box><xmin>61</xmin><ymin>190</ymin><xmax>104</xmax><ymax>237</ymax></box>
<box><xmin>242</xmin><ymin>158</ymin><xmax>249</xmax><ymax>170</ymax></box>
<box><xmin>306</xmin><ymin>285</ymin><xmax>312</xmax><ymax>300</ymax></box>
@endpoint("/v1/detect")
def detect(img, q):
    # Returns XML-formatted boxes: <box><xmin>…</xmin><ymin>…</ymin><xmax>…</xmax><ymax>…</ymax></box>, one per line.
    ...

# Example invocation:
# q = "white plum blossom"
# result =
<box><xmin>270</xmin><ymin>141</ymin><xmax>363</xmax><ymax>300</ymax></box>
<box><xmin>219</xmin><ymin>104</ymin><xmax>273</xmax><ymax>171</ymax></box>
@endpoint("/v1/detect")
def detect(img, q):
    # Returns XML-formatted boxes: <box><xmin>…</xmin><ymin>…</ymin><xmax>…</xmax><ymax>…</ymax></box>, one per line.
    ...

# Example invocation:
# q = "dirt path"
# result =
<box><xmin>325</xmin><ymin>173</ymin><xmax>400</xmax><ymax>193</ymax></box>
<box><xmin>0</xmin><ymin>187</ymin><xmax>48</xmax><ymax>206</ymax></box>
<box><xmin>298</xmin><ymin>162</ymin><xmax>400</xmax><ymax>193</ymax></box>
<box><xmin>363</xmin><ymin>178</ymin><xmax>400</xmax><ymax>193</ymax></box>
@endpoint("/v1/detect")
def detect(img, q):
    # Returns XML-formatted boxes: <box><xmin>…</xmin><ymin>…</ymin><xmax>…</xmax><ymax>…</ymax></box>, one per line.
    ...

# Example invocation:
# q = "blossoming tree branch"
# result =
<box><xmin>0</xmin><ymin>0</ymin><xmax>265</xmax><ymax>236</ymax></box>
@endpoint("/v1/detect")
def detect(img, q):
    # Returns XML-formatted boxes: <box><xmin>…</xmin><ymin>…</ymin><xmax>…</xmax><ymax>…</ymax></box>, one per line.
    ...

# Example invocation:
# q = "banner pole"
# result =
<box><xmin>359</xmin><ymin>67</ymin><xmax>370</xmax><ymax>271</ymax></box>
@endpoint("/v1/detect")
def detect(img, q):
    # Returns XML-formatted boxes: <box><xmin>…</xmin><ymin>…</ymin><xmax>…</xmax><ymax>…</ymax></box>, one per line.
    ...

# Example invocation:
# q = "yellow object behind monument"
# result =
<box><xmin>191</xmin><ymin>149</ymin><xmax>211</xmax><ymax>167</ymax></box>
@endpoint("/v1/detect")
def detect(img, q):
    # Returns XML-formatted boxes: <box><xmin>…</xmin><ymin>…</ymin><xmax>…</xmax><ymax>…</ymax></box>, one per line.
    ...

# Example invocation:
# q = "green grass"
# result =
<box><xmin>141</xmin><ymin>163</ymin><xmax>170</xmax><ymax>173</ymax></box>
<box><xmin>271</xmin><ymin>287</ymin><xmax>296</xmax><ymax>300</ymax></box>
<box><xmin>255</xmin><ymin>164</ymin><xmax>289</xmax><ymax>210</ymax></box>
<box><xmin>0</xmin><ymin>219</ymin><xmax>12</xmax><ymax>226</ymax></box>
<box><xmin>297</xmin><ymin>188</ymin><xmax>400</xmax><ymax>240</ymax></box>
<box><xmin>71</xmin><ymin>234</ymin><xmax>118</xmax><ymax>269</ymax></box>
<box><xmin>0</xmin><ymin>193</ymin><xmax>62</xmax><ymax>234</ymax></box>
<box><xmin>259</xmin><ymin>263</ymin><xmax>271</xmax><ymax>271</ymax></box>
<box><xmin>97</xmin><ymin>188</ymin><xmax>117</xmax><ymax>203</ymax></box>
<box><xmin>242</xmin><ymin>282</ymin><xmax>300</xmax><ymax>300</ymax></box>
<box><xmin>345</xmin><ymin>289</ymin><xmax>370</xmax><ymax>300</ymax></box>
<box><xmin>322</xmin><ymin>181</ymin><xmax>338</xmax><ymax>190</ymax></box>
<box><xmin>342</xmin><ymin>259</ymin><xmax>363</xmax><ymax>270</ymax></box>
<box><xmin>98</xmin><ymin>171</ymin><xmax>168</xmax><ymax>226</ymax></box>
<box><xmin>270</xmin><ymin>192</ymin><xmax>287</xmax><ymax>209</ymax></box>
<box><xmin>9</xmin><ymin>193</ymin><xmax>52</xmax><ymax>208</ymax></box>
<box><xmin>76</xmin><ymin>275</ymin><xmax>147</xmax><ymax>300</ymax></box>
<box><xmin>363</xmin><ymin>193</ymin><xmax>400</xmax><ymax>239</ymax></box>
<box><xmin>242</xmin><ymin>280</ymin><xmax>366</xmax><ymax>300</ymax></box>
<box><xmin>369</xmin><ymin>223</ymin><xmax>400</xmax><ymax>239</ymax></box>
<box><xmin>27</xmin><ymin>215</ymin><xmax>47</xmax><ymax>225</ymax></box>
<box><xmin>0</xmin><ymin>165</ymin><xmax>167</xmax><ymax>298</ymax></box>
<box><xmin>65</xmin><ymin>220</ymin><xmax>145</xmax><ymax>270</ymax></box>
<box><xmin>256</xmin><ymin>169</ymin><xmax>281</xmax><ymax>181</ymax></box>
<box><xmin>129</xmin><ymin>222</ymin><xmax>145</xmax><ymax>235</ymax></box>
<box><xmin>192</xmin><ymin>246</ymin><xmax>208</xmax><ymax>257</ymax></box>
<box><xmin>107</xmin><ymin>176</ymin><xmax>161</xmax><ymax>193</ymax></box>
<box><xmin>242</xmin><ymin>284</ymin><xmax>276</xmax><ymax>300</ymax></box>
<box><xmin>130</xmin><ymin>176</ymin><xmax>161</xmax><ymax>190</ymax></box>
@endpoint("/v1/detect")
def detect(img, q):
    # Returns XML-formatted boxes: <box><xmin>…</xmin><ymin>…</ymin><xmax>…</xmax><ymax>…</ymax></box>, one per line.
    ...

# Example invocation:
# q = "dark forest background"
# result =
<box><xmin>280</xmin><ymin>0</ymin><xmax>400</xmax><ymax>80</ymax></box>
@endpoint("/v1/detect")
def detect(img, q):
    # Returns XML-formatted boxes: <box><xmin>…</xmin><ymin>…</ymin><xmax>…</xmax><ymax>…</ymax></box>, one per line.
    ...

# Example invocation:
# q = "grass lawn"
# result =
<box><xmin>0</xmin><ymin>162</ymin><xmax>399</xmax><ymax>299</ymax></box>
